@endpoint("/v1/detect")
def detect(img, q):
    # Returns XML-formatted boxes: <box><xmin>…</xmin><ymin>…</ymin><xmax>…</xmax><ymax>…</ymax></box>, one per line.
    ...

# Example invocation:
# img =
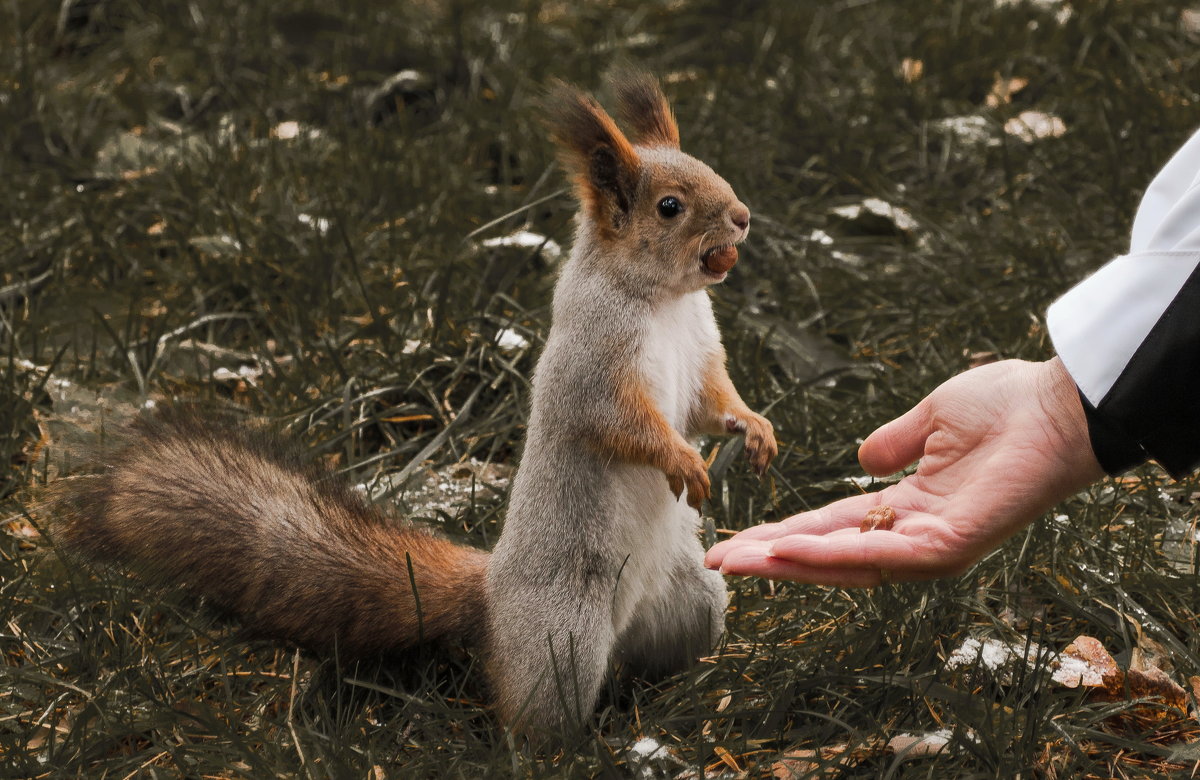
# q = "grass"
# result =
<box><xmin>3</xmin><ymin>0</ymin><xmax>1200</xmax><ymax>776</ymax></box>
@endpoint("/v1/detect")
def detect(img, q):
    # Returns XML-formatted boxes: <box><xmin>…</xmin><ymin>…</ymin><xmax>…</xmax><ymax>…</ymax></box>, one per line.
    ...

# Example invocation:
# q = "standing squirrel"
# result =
<box><xmin>49</xmin><ymin>71</ymin><xmax>776</xmax><ymax>737</ymax></box>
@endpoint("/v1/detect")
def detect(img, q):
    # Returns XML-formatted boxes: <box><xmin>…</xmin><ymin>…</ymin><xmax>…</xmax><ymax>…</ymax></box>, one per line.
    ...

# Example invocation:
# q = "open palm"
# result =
<box><xmin>706</xmin><ymin>358</ymin><xmax>1105</xmax><ymax>586</ymax></box>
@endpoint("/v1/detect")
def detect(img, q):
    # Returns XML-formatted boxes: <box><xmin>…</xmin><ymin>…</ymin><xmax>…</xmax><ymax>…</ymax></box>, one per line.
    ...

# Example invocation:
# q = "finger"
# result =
<box><xmin>714</xmin><ymin>520</ymin><xmax>794</xmax><ymax>545</ymax></box>
<box><xmin>706</xmin><ymin>534</ymin><xmax>779</xmax><ymax>569</ymax></box>
<box><xmin>858</xmin><ymin>400</ymin><xmax>931</xmax><ymax>476</ymax></box>
<box><xmin>717</xmin><ymin>545</ymin><xmax>910</xmax><ymax>587</ymax></box>
<box><xmin>775</xmin><ymin>493</ymin><xmax>887</xmax><ymax>536</ymax></box>
<box><xmin>767</xmin><ymin>525</ymin><xmax>951</xmax><ymax>573</ymax></box>
<box><xmin>705</xmin><ymin>493</ymin><xmax>890</xmax><ymax>569</ymax></box>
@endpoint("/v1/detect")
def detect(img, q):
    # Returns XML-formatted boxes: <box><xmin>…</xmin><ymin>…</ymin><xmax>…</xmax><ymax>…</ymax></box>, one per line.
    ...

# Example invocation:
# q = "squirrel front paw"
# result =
<box><xmin>725</xmin><ymin>412</ymin><xmax>777</xmax><ymax>476</ymax></box>
<box><xmin>665</xmin><ymin>449</ymin><xmax>711</xmax><ymax>511</ymax></box>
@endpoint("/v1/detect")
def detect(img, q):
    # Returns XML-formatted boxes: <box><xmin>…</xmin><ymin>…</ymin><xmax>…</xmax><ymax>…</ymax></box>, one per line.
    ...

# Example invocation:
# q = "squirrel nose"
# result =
<box><xmin>730</xmin><ymin>204</ymin><xmax>750</xmax><ymax>232</ymax></box>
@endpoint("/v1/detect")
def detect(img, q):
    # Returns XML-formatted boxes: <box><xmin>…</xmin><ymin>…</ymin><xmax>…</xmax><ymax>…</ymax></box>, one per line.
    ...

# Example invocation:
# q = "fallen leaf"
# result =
<box><xmin>985</xmin><ymin>75</ymin><xmax>1028</xmax><ymax>107</ymax></box>
<box><xmin>899</xmin><ymin>57</ymin><xmax>924</xmax><ymax>83</ymax></box>
<box><xmin>1053</xmin><ymin>635</ymin><xmax>1121</xmax><ymax>689</ymax></box>
<box><xmin>713</xmin><ymin>745</ymin><xmax>742</xmax><ymax>773</ymax></box>
<box><xmin>966</xmin><ymin>350</ymin><xmax>1000</xmax><ymax>368</ymax></box>
<box><xmin>1122</xmin><ymin>666</ymin><xmax>1189</xmax><ymax>714</ymax></box>
<box><xmin>1054</xmin><ymin>635</ymin><xmax>1190</xmax><ymax>727</ymax></box>
<box><xmin>774</xmin><ymin>743</ymin><xmax>864</xmax><ymax>778</ymax></box>
<box><xmin>1189</xmin><ymin>676</ymin><xmax>1200</xmax><ymax>724</ymax></box>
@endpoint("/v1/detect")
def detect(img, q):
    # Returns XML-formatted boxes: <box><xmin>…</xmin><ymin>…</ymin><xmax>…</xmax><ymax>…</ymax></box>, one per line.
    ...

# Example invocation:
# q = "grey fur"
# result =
<box><xmin>48</xmin><ymin>73</ymin><xmax>771</xmax><ymax>740</ymax></box>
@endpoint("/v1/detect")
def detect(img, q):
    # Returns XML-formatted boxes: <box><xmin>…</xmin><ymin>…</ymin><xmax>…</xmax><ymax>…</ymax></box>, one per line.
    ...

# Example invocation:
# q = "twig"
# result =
<box><xmin>288</xmin><ymin>649</ymin><xmax>310</xmax><ymax>777</ymax></box>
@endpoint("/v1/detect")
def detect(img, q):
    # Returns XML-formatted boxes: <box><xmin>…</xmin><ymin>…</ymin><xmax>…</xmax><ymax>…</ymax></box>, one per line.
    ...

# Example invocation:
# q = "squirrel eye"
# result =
<box><xmin>657</xmin><ymin>196</ymin><xmax>683</xmax><ymax>218</ymax></box>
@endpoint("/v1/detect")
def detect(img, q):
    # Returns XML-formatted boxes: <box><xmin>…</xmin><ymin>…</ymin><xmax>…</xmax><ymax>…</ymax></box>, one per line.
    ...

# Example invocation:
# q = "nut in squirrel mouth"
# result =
<box><xmin>700</xmin><ymin>244</ymin><xmax>738</xmax><ymax>280</ymax></box>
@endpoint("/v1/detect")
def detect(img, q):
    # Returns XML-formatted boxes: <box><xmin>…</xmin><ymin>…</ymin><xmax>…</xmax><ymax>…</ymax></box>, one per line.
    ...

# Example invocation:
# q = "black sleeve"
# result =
<box><xmin>1076</xmin><ymin>263</ymin><xmax>1200</xmax><ymax>479</ymax></box>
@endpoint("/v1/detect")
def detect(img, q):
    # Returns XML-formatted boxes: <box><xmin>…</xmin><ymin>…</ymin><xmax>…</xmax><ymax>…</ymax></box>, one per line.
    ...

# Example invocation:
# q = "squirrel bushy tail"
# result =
<box><xmin>49</xmin><ymin>408</ymin><xmax>489</xmax><ymax>657</ymax></box>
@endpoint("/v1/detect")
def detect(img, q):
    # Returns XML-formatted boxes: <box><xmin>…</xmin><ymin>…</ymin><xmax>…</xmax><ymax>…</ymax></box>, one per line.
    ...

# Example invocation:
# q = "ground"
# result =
<box><xmin>3</xmin><ymin>0</ymin><xmax>1200</xmax><ymax>777</ymax></box>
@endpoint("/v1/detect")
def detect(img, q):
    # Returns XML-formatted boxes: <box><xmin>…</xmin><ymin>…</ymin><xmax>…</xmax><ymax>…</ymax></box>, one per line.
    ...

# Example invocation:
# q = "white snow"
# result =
<box><xmin>480</xmin><ymin>230</ymin><xmax>563</xmax><ymax>260</ymax></box>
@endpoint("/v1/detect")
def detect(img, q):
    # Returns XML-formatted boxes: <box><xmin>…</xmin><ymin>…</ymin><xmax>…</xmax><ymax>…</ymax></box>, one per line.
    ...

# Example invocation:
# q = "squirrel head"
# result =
<box><xmin>543</xmin><ymin>70</ymin><xmax>750</xmax><ymax>297</ymax></box>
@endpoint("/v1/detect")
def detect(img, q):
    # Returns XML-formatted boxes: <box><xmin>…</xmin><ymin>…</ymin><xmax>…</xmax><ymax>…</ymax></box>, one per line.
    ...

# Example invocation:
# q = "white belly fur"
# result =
<box><xmin>609</xmin><ymin>292</ymin><xmax>718</xmax><ymax>633</ymax></box>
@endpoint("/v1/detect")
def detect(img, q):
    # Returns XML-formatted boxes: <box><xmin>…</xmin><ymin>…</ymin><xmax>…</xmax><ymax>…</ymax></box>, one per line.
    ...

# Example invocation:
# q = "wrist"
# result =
<box><xmin>1039</xmin><ymin>357</ymin><xmax>1106</xmax><ymax>484</ymax></box>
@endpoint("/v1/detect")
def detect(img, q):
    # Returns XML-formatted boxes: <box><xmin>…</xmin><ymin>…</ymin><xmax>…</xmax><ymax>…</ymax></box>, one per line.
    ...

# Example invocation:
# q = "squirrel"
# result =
<box><xmin>48</xmin><ymin>70</ymin><xmax>777</xmax><ymax>738</ymax></box>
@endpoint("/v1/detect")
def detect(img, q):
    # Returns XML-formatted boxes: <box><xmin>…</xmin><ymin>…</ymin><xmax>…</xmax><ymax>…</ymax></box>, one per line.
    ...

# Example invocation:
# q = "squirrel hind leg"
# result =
<box><xmin>484</xmin><ymin>586</ymin><xmax>617</xmax><ymax>738</ymax></box>
<box><xmin>615</xmin><ymin>560</ymin><xmax>727</xmax><ymax>680</ymax></box>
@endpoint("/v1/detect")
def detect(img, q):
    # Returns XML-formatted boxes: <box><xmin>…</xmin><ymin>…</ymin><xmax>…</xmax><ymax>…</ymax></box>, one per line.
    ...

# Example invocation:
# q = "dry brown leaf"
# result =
<box><xmin>1122</xmin><ymin>666</ymin><xmax>1189</xmax><ymax>713</ymax></box>
<box><xmin>966</xmin><ymin>350</ymin><xmax>1000</xmax><ymax>368</ymax></box>
<box><xmin>712</xmin><ymin>745</ymin><xmax>742</xmax><ymax>773</ymax></box>
<box><xmin>899</xmin><ymin>57</ymin><xmax>924</xmax><ymax>83</ymax></box>
<box><xmin>1054</xmin><ymin>635</ymin><xmax>1121</xmax><ymax>689</ymax></box>
<box><xmin>1056</xmin><ymin>635</ymin><xmax>1190</xmax><ymax>727</ymax></box>
<box><xmin>985</xmin><ymin>75</ymin><xmax>1028</xmax><ymax>107</ymax></box>
<box><xmin>773</xmin><ymin>742</ymin><xmax>865</xmax><ymax>778</ymax></box>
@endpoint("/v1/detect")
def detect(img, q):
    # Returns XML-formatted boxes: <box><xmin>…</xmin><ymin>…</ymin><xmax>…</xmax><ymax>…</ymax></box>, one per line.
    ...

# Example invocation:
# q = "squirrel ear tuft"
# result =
<box><xmin>611</xmin><ymin>69</ymin><xmax>680</xmax><ymax>149</ymax></box>
<box><xmin>542</xmin><ymin>80</ymin><xmax>641</xmax><ymax>231</ymax></box>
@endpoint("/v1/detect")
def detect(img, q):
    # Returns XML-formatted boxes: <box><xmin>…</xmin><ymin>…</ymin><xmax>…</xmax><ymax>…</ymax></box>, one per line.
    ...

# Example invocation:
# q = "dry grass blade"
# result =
<box><xmin>2</xmin><ymin>0</ymin><xmax>1198</xmax><ymax>777</ymax></box>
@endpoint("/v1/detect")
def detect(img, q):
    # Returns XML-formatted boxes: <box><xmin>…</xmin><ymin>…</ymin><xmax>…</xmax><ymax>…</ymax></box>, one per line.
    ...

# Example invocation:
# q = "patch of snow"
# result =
<box><xmin>889</xmin><ymin>729</ymin><xmax>953</xmax><ymax>757</ymax></box>
<box><xmin>1185</xmin><ymin>9</ymin><xmax>1200</xmax><ymax>35</ymax></box>
<box><xmin>626</xmin><ymin>736</ymin><xmax>684</xmax><ymax>779</ymax></box>
<box><xmin>270</xmin><ymin>121</ymin><xmax>324</xmax><ymax>142</ymax></box>
<box><xmin>495</xmin><ymin>328</ymin><xmax>529</xmax><ymax>351</ymax></box>
<box><xmin>298</xmin><ymin>213</ymin><xmax>332</xmax><ymax>235</ymax></box>
<box><xmin>1051</xmin><ymin>654</ymin><xmax>1107</xmax><ymax>687</ymax></box>
<box><xmin>830</xmin><ymin>198</ymin><xmax>918</xmax><ymax>232</ymax></box>
<box><xmin>481</xmin><ymin>230</ymin><xmax>563</xmax><ymax>261</ymax></box>
<box><xmin>933</xmin><ymin>115</ymin><xmax>999</xmax><ymax>147</ymax></box>
<box><xmin>945</xmin><ymin>636</ymin><xmax>1056</xmax><ymax>682</ymax></box>
<box><xmin>212</xmin><ymin>365</ymin><xmax>263</xmax><ymax>385</ymax></box>
<box><xmin>629</xmin><ymin>737</ymin><xmax>669</xmax><ymax>762</ymax></box>
<box><xmin>808</xmin><ymin>228</ymin><xmax>834</xmax><ymax>246</ymax></box>
<box><xmin>189</xmin><ymin>234</ymin><xmax>243</xmax><ymax>256</ymax></box>
<box><xmin>1004</xmin><ymin>111</ymin><xmax>1067</xmax><ymax>143</ymax></box>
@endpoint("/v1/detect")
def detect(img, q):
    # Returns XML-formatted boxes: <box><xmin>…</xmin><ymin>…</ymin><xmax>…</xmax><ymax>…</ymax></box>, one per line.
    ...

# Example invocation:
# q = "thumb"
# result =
<box><xmin>858</xmin><ymin>399</ymin><xmax>931</xmax><ymax>476</ymax></box>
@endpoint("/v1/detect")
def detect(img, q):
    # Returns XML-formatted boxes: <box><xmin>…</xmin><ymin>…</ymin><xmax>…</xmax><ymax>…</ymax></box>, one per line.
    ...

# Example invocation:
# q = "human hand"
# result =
<box><xmin>705</xmin><ymin>358</ymin><xmax>1105</xmax><ymax>586</ymax></box>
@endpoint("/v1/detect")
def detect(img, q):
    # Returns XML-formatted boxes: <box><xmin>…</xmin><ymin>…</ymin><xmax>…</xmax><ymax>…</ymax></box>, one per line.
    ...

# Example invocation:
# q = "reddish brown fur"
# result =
<box><xmin>541</xmin><ymin>81</ymin><xmax>642</xmax><ymax>235</ymax></box>
<box><xmin>612</xmin><ymin>69</ymin><xmax>680</xmax><ymax>148</ymax></box>
<box><xmin>692</xmin><ymin>352</ymin><xmax>777</xmax><ymax>476</ymax></box>
<box><xmin>585</xmin><ymin>367</ymin><xmax>711</xmax><ymax>509</ymax></box>
<box><xmin>49</xmin><ymin>409</ymin><xmax>488</xmax><ymax>657</ymax></box>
